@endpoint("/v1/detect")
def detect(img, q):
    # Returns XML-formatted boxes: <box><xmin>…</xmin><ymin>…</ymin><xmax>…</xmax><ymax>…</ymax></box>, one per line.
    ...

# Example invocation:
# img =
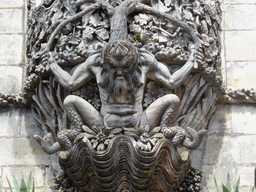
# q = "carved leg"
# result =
<box><xmin>159</xmin><ymin>104</ymin><xmax>186</xmax><ymax>146</ymax></box>
<box><xmin>67</xmin><ymin>107</ymin><xmax>83</xmax><ymax>131</ymax></box>
<box><xmin>46</xmin><ymin>95</ymin><xmax>104</xmax><ymax>153</ymax></box>
<box><xmin>64</xmin><ymin>95</ymin><xmax>103</xmax><ymax>128</ymax></box>
<box><xmin>142</xmin><ymin>94</ymin><xmax>180</xmax><ymax>128</ymax></box>
<box><xmin>142</xmin><ymin>94</ymin><xmax>185</xmax><ymax>146</ymax></box>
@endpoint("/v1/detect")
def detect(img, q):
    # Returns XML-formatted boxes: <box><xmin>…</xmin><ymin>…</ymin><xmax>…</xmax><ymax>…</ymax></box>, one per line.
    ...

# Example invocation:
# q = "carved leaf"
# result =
<box><xmin>89</xmin><ymin>13</ymin><xmax>103</xmax><ymax>28</ymax></box>
<box><xmin>182</xmin><ymin>9</ymin><xmax>193</xmax><ymax>21</ymax></box>
<box><xmin>82</xmin><ymin>26</ymin><xmax>95</xmax><ymax>41</ymax></box>
<box><xmin>95</xmin><ymin>28</ymin><xmax>109</xmax><ymax>40</ymax></box>
<box><xmin>134</xmin><ymin>14</ymin><xmax>149</xmax><ymax>26</ymax></box>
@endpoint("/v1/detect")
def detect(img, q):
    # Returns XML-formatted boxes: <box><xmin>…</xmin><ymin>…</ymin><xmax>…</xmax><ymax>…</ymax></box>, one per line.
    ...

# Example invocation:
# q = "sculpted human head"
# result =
<box><xmin>103</xmin><ymin>40</ymin><xmax>138</xmax><ymax>76</ymax></box>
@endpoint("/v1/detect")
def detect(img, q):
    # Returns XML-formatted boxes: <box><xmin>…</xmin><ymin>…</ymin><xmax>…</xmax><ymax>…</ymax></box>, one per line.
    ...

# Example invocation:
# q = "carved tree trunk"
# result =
<box><xmin>109</xmin><ymin>0</ymin><xmax>137</xmax><ymax>41</ymax></box>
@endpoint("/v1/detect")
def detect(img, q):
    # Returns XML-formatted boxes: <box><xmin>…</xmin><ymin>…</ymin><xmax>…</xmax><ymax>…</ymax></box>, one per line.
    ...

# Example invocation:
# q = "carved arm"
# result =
<box><xmin>147</xmin><ymin>47</ymin><xmax>202</xmax><ymax>89</ymax></box>
<box><xmin>48</xmin><ymin>53</ymin><xmax>99</xmax><ymax>91</ymax></box>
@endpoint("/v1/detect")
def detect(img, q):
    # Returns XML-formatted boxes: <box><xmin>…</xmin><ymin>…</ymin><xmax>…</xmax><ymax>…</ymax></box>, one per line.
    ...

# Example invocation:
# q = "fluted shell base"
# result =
<box><xmin>59</xmin><ymin>136</ymin><xmax>190</xmax><ymax>192</ymax></box>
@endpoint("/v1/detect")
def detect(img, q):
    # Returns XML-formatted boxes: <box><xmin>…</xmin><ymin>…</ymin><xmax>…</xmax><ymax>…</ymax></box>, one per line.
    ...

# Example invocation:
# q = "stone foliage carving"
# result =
<box><xmin>24</xmin><ymin>0</ymin><xmax>221</xmax><ymax>191</ymax></box>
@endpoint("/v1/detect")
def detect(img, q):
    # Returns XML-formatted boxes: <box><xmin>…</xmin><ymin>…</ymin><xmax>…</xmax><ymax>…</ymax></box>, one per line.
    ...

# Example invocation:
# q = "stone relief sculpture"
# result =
<box><xmin>24</xmin><ymin>0</ymin><xmax>222</xmax><ymax>191</ymax></box>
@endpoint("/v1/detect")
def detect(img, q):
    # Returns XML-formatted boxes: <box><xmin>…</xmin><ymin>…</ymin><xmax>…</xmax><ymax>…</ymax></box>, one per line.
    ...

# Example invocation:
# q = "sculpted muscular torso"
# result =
<box><xmin>49</xmin><ymin>41</ymin><xmax>196</xmax><ymax>130</ymax></box>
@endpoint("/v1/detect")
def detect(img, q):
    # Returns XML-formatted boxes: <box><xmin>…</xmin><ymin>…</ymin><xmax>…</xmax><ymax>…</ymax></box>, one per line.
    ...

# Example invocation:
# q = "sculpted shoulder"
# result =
<box><xmin>86</xmin><ymin>53</ymin><xmax>103</xmax><ymax>73</ymax></box>
<box><xmin>139</xmin><ymin>50</ymin><xmax>156</xmax><ymax>68</ymax></box>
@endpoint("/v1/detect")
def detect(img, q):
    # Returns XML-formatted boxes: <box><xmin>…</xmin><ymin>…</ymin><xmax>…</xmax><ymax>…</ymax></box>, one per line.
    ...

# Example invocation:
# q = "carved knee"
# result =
<box><xmin>163</xmin><ymin>94</ymin><xmax>180</xmax><ymax>107</ymax></box>
<box><xmin>63</xmin><ymin>95</ymin><xmax>79</xmax><ymax>107</ymax></box>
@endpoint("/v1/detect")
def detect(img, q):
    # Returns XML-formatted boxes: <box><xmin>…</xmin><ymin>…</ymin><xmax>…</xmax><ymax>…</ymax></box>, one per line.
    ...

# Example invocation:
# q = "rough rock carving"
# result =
<box><xmin>27</xmin><ymin>0</ymin><xmax>221</xmax><ymax>191</ymax></box>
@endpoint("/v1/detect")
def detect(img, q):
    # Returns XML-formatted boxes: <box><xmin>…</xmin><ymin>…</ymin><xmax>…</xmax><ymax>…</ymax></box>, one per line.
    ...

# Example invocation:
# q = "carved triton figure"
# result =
<box><xmin>28</xmin><ymin>0</ymin><xmax>220</xmax><ymax>190</ymax></box>
<box><xmin>34</xmin><ymin>0</ymin><xmax>206</xmax><ymax>154</ymax></box>
<box><xmin>35</xmin><ymin>40</ymin><xmax>204</xmax><ymax>154</ymax></box>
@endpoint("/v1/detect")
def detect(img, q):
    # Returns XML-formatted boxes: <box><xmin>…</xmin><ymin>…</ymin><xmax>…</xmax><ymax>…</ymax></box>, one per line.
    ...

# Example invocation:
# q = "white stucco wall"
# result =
<box><xmin>0</xmin><ymin>0</ymin><xmax>256</xmax><ymax>191</ymax></box>
<box><xmin>194</xmin><ymin>0</ymin><xmax>256</xmax><ymax>191</ymax></box>
<box><xmin>0</xmin><ymin>0</ymin><xmax>57</xmax><ymax>191</ymax></box>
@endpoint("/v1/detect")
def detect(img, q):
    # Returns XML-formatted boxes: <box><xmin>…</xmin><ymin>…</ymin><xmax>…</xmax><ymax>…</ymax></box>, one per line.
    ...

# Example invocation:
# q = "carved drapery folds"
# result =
<box><xmin>27</xmin><ymin>0</ymin><xmax>221</xmax><ymax>191</ymax></box>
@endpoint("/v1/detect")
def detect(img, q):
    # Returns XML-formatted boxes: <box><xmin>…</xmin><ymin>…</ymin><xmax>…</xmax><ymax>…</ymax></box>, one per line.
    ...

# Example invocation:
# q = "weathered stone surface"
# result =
<box><xmin>0</xmin><ymin>0</ymin><xmax>23</xmax><ymax>8</ymax></box>
<box><xmin>0</xmin><ymin>66</ymin><xmax>23</xmax><ymax>94</ymax></box>
<box><xmin>204</xmin><ymin>134</ymin><xmax>256</xmax><ymax>166</ymax></box>
<box><xmin>225</xmin><ymin>4</ymin><xmax>256</xmax><ymax>30</ymax></box>
<box><xmin>0</xmin><ymin>137</ymin><xmax>51</xmax><ymax>166</ymax></box>
<box><xmin>237</xmin><ymin>166</ymin><xmax>255</xmax><ymax>187</ymax></box>
<box><xmin>203</xmin><ymin>135</ymin><xmax>238</xmax><ymax>165</ymax></box>
<box><xmin>49</xmin><ymin>153</ymin><xmax>61</xmax><ymax>175</ymax></box>
<box><xmin>2</xmin><ymin>166</ymin><xmax>45</xmax><ymax>188</ymax></box>
<box><xmin>190</xmin><ymin>150</ymin><xmax>203</xmax><ymax>169</ymax></box>
<box><xmin>34</xmin><ymin>0</ymin><xmax>43</xmax><ymax>7</ymax></box>
<box><xmin>0</xmin><ymin>35</ymin><xmax>23</xmax><ymax>65</ymax></box>
<box><xmin>0</xmin><ymin>108</ymin><xmax>22</xmax><ymax>136</ymax></box>
<box><xmin>20</xmin><ymin>108</ymin><xmax>41</xmax><ymax>137</ymax></box>
<box><xmin>0</xmin><ymin>9</ymin><xmax>23</xmax><ymax>33</ymax></box>
<box><xmin>226</xmin><ymin>61</ymin><xmax>256</xmax><ymax>89</ymax></box>
<box><xmin>208</xmin><ymin>104</ymin><xmax>232</xmax><ymax>135</ymax></box>
<box><xmin>0</xmin><ymin>168</ymin><xmax>2</xmax><ymax>187</ymax></box>
<box><xmin>220</xmin><ymin>30</ymin><xmax>227</xmax><ymax>85</ymax></box>
<box><xmin>233</xmin><ymin>135</ymin><xmax>256</xmax><ymax>164</ymax></box>
<box><xmin>231</xmin><ymin>104</ymin><xmax>256</xmax><ymax>134</ymax></box>
<box><xmin>202</xmin><ymin>165</ymin><xmax>236</xmax><ymax>188</ymax></box>
<box><xmin>225</xmin><ymin>30</ymin><xmax>256</xmax><ymax>61</ymax></box>
<box><xmin>225</xmin><ymin>0</ymin><xmax>256</xmax><ymax>4</ymax></box>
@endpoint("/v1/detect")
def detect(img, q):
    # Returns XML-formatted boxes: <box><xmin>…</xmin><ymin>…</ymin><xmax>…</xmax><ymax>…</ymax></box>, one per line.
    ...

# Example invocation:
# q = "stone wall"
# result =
<box><xmin>0</xmin><ymin>0</ymin><xmax>256</xmax><ymax>191</ymax></box>
<box><xmin>193</xmin><ymin>0</ymin><xmax>256</xmax><ymax>191</ymax></box>
<box><xmin>0</xmin><ymin>0</ymin><xmax>57</xmax><ymax>191</ymax></box>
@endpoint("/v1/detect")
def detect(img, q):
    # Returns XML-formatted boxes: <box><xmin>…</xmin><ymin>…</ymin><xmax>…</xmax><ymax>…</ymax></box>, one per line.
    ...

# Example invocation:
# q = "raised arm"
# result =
<box><xmin>147</xmin><ymin>48</ymin><xmax>200</xmax><ymax>89</ymax></box>
<box><xmin>48</xmin><ymin>52</ymin><xmax>100</xmax><ymax>91</ymax></box>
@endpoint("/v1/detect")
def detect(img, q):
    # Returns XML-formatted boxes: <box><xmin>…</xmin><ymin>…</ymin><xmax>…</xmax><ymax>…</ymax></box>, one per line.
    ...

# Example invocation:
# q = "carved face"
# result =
<box><xmin>101</xmin><ymin>41</ymin><xmax>139</xmax><ymax>102</ymax></box>
<box><xmin>103</xmin><ymin>41</ymin><xmax>138</xmax><ymax>78</ymax></box>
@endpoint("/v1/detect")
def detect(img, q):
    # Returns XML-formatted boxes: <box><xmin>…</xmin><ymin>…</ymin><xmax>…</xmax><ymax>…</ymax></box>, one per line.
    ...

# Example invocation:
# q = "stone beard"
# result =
<box><xmin>99</xmin><ymin>41</ymin><xmax>141</xmax><ymax>105</ymax></box>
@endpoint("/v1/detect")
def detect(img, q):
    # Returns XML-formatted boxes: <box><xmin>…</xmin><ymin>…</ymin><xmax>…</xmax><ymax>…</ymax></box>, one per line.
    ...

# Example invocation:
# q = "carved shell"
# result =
<box><xmin>60</xmin><ymin>135</ymin><xmax>190</xmax><ymax>192</ymax></box>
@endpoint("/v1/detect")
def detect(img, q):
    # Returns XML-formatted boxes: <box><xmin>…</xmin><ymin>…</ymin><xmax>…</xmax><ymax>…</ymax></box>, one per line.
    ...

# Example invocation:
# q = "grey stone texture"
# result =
<box><xmin>0</xmin><ymin>108</ymin><xmax>54</xmax><ymax>190</ymax></box>
<box><xmin>0</xmin><ymin>66</ymin><xmax>23</xmax><ymax>94</ymax></box>
<box><xmin>0</xmin><ymin>0</ymin><xmax>23</xmax><ymax>8</ymax></box>
<box><xmin>202</xmin><ymin>104</ymin><xmax>256</xmax><ymax>190</ymax></box>
<box><xmin>0</xmin><ymin>0</ymin><xmax>256</xmax><ymax>191</ymax></box>
<box><xmin>225</xmin><ymin>4</ymin><xmax>256</xmax><ymax>30</ymax></box>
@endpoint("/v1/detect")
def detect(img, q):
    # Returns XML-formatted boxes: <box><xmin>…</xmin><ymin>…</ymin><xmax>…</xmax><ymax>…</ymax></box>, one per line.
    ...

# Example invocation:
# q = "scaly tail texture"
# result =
<box><xmin>183</xmin><ymin>128</ymin><xmax>207</xmax><ymax>150</ymax></box>
<box><xmin>34</xmin><ymin>130</ymin><xmax>80</xmax><ymax>154</ymax></box>
<box><xmin>160</xmin><ymin>107</ymin><xmax>185</xmax><ymax>146</ymax></box>
<box><xmin>67</xmin><ymin>107</ymin><xmax>83</xmax><ymax>132</ymax></box>
<box><xmin>160</xmin><ymin>106</ymin><xmax>207</xmax><ymax>149</ymax></box>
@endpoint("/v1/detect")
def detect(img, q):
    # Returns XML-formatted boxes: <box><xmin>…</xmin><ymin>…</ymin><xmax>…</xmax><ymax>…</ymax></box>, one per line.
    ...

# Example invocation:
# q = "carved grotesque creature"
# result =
<box><xmin>35</xmin><ymin>39</ymin><xmax>205</xmax><ymax>154</ymax></box>
<box><xmin>30</xmin><ymin>0</ymin><xmax>220</xmax><ymax>190</ymax></box>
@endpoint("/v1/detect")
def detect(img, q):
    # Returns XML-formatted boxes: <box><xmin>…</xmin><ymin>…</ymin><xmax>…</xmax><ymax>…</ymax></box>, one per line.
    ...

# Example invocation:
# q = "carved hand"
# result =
<box><xmin>34</xmin><ymin>132</ymin><xmax>60</xmax><ymax>154</ymax></box>
<box><xmin>194</xmin><ymin>47</ymin><xmax>204</xmax><ymax>69</ymax></box>
<box><xmin>46</xmin><ymin>52</ymin><xmax>58</xmax><ymax>71</ymax></box>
